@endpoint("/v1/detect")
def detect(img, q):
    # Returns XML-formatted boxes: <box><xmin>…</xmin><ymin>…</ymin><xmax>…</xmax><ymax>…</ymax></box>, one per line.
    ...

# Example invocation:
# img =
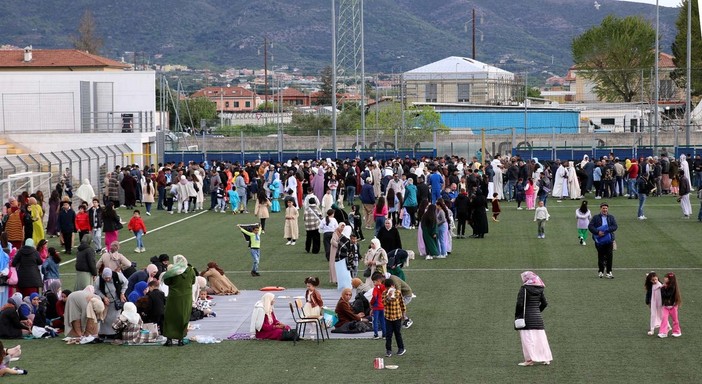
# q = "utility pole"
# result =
<box><xmin>654</xmin><ymin>0</ymin><xmax>660</xmax><ymax>153</ymax></box>
<box><xmin>472</xmin><ymin>8</ymin><xmax>476</xmax><ymax>59</ymax></box>
<box><xmin>685</xmin><ymin>0</ymin><xmax>691</xmax><ymax>147</ymax></box>
<box><xmin>264</xmin><ymin>36</ymin><xmax>270</xmax><ymax>113</ymax></box>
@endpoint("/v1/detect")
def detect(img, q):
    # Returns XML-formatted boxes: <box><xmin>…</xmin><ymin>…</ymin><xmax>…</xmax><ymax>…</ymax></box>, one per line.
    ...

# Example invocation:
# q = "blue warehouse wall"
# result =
<box><xmin>439</xmin><ymin>110</ymin><xmax>580</xmax><ymax>134</ymax></box>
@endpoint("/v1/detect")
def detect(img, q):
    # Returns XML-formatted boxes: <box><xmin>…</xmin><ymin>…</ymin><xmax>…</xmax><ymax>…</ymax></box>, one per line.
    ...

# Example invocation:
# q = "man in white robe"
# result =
<box><xmin>552</xmin><ymin>163</ymin><xmax>569</xmax><ymax>201</ymax></box>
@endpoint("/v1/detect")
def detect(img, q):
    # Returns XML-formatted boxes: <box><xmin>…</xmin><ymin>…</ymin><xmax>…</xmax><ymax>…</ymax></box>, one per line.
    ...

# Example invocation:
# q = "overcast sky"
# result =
<box><xmin>617</xmin><ymin>0</ymin><xmax>681</xmax><ymax>7</ymax></box>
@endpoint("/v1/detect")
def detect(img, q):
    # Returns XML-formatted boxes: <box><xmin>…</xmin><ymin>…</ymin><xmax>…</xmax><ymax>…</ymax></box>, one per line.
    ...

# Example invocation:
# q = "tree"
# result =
<box><xmin>571</xmin><ymin>15</ymin><xmax>656</xmax><ymax>102</ymax></box>
<box><xmin>179</xmin><ymin>97</ymin><xmax>217</xmax><ymax>129</ymax></box>
<box><xmin>72</xmin><ymin>10</ymin><xmax>103</xmax><ymax>54</ymax></box>
<box><xmin>671</xmin><ymin>0</ymin><xmax>702</xmax><ymax>96</ymax></box>
<box><xmin>316</xmin><ymin>66</ymin><xmax>333</xmax><ymax>105</ymax></box>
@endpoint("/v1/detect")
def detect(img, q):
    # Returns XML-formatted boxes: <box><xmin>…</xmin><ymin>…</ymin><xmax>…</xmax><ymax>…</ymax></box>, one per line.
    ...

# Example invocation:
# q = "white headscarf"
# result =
<box><xmin>120</xmin><ymin>302</ymin><xmax>141</xmax><ymax>325</ymax></box>
<box><xmin>250</xmin><ymin>292</ymin><xmax>276</xmax><ymax>334</ymax></box>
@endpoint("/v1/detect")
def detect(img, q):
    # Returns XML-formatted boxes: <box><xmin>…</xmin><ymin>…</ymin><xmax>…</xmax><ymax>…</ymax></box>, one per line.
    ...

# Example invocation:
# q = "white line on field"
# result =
<box><xmin>59</xmin><ymin>210</ymin><xmax>209</xmax><ymax>266</ymax></box>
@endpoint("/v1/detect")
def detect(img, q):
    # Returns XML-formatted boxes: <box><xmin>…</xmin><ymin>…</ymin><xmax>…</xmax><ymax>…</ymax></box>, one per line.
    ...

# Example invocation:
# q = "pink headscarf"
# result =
<box><xmin>521</xmin><ymin>271</ymin><xmax>545</xmax><ymax>287</ymax></box>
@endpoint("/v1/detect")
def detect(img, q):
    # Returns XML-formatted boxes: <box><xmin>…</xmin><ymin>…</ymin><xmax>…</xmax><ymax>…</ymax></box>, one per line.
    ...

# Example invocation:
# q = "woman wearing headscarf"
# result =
<box><xmin>0</xmin><ymin>298</ymin><xmax>30</xmax><ymax>338</ymax></box>
<box><xmin>111</xmin><ymin>302</ymin><xmax>160</xmax><ymax>344</ymax></box>
<box><xmin>334</xmin><ymin>225</ymin><xmax>354</xmax><ymax>290</ymax></box>
<box><xmin>421</xmin><ymin>204</ymin><xmax>440</xmax><ymax>260</ymax></box>
<box><xmin>74</xmin><ymin>179</ymin><xmax>96</xmax><ymax>205</ymax></box>
<box><xmin>28</xmin><ymin>197</ymin><xmax>44</xmax><ymax>246</ymax></box>
<box><xmin>11</xmin><ymin>239</ymin><xmax>42</xmax><ymax>297</ymax></box>
<box><xmin>162</xmin><ymin>255</ymin><xmax>196</xmax><ymax>346</ymax></box>
<box><xmin>64</xmin><ymin>287</ymin><xmax>106</xmax><ymax>340</ymax></box>
<box><xmin>3</xmin><ymin>198</ymin><xmax>24</xmax><ymax>249</ymax></box>
<box><xmin>269</xmin><ymin>174</ymin><xmax>282</xmax><ymax>213</ymax></box>
<box><xmin>126</xmin><ymin>264</ymin><xmax>159</xmax><ymax>297</ymax></box>
<box><xmin>328</xmin><ymin>223</ymin><xmax>345</xmax><ymax>284</ymax></box>
<box><xmin>376</xmin><ymin>218</ymin><xmax>402</xmax><ymax>254</ymax></box>
<box><xmin>250</xmin><ymin>292</ymin><xmax>291</xmax><ymax>340</ymax></box>
<box><xmin>74</xmin><ymin>234</ymin><xmax>97</xmax><ymax>291</ymax></box>
<box><xmin>514</xmin><ymin>271</ymin><xmax>552</xmax><ymax>366</ymax></box>
<box><xmin>120</xmin><ymin>170</ymin><xmax>137</xmax><ymax>209</ymax></box>
<box><xmin>128</xmin><ymin>281</ymin><xmax>148</xmax><ymax>303</ymax></box>
<box><xmin>96</xmin><ymin>241</ymin><xmax>132</xmax><ymax>275</ymax></box>
<box><xmin>363</xmin><ymin>238</ymin><xmax>388</xmax><ymax>285</ymax></box>
<box><xmin>94</xmin><ymin>268</ymin><xmax>128</xmax><ymax>339</ymax></box>
<box><xmin>201</xmin><ymin>262</ymin><xmax>239</xmax><ymax>295</ymax></box>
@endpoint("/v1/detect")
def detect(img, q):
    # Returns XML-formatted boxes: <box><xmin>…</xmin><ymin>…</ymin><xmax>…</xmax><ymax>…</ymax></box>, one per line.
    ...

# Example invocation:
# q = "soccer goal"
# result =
<box><xmin>0</xmin><ymin>171</ymin><xmax>53</xmax><ymax>201</ymax></box>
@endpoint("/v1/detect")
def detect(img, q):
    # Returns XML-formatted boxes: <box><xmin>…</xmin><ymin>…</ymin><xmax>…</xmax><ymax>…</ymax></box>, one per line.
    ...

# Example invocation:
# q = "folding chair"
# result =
<box><xmin>288</xmin><ymin>302</ymin><xmax>322</xmax><ymax>345</ymax></box>
<box><xmin>295</xmin><ymin>298</ymin><xmax>330</xmax><ymax>340</ymax></box>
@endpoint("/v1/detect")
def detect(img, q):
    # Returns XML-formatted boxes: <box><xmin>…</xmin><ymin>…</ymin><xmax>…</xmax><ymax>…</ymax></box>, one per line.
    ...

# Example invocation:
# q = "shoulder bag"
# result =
<box><xmin>514</xmin><ymin>288</ymin><xmax>526</xmax><ymax>329</ymax></box>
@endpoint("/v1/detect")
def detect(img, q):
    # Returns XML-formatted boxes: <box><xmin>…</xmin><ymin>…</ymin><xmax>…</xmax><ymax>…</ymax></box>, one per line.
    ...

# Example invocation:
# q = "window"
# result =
<box><xmin>234</xmin><ymin>101</ymin><xmax>240</xmax><ymax>108</ymax></box>
<box><xmin>457</xmin><ymin>83</ymin><xmax>470</xmax><ymax>102</ymax></box>
<box><xmin>660</xmin><ymin>79</ymin><xmax>675</xmax><ymax>100</ymax></box>
<box><xmin>601</xmin><ymin>118</ymin><xmax>615</xmax><ymax>125</ymax></box>
<box><xmin>425</xmin><ymin>83</ymin><xmax>438</xmax><ymax>102</ymax></box>
<box><xmin>245</xmin><ymin>101</ymin><xmax>251</xmax><ymax>108</ymax></box>
<box><xmin>225</xmin><ymin>101</ymin><xmax>230</xmax><ymax>108</ymax></box>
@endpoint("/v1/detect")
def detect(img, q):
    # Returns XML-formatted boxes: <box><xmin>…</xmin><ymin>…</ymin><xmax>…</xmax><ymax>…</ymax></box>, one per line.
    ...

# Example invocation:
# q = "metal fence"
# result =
<box><xmin>0</xmin><ymin>144</ymin><xmax>133</xmax><ymax>199</ymax></box>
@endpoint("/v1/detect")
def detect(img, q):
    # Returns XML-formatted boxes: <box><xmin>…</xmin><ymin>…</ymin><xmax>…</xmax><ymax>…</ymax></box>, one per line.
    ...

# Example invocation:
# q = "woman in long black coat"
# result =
<box><xmin>470</xmin><ymin>191</ymin><xmax>488</xmax><ymax>238</ymax></box>
<box><xmin>514</xmin><ymin>271</ymin><xmax>552</xmax><ymax>366</ymax></box>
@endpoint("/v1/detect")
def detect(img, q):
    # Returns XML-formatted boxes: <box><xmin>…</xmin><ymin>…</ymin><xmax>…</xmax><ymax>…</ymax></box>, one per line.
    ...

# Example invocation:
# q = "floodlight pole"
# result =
<box><xmin>654</xmin><ymin>0</ymin><xmax>659</xmax><ymax>153</ymax></box>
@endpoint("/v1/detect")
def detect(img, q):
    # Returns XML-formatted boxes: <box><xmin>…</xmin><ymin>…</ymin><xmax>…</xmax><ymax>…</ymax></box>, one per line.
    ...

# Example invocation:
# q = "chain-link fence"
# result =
<box><xmin>0</xmin><ymin>144</ymin><xmax>133</xmax><ymax>199</ymax></box>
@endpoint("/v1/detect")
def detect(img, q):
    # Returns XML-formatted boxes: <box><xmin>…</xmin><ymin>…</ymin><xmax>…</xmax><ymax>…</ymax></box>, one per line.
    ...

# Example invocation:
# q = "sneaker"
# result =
<box><xmin>140</xmin><ymin>247</ymin><xmax>146</xmax><ymax>253</ymax></box>
<box><xmin>285</xmin><ymin>241</ymin><xmax>292</xmax><ymax>246</ymax></box>
<box><xmin>404</xmin><ymin>319</ymin><xmax>413</xmax><ymax>329</ymax></box>
<box><xmin>385</xmin><ymin>350</ymin><xmax>392</xmax><ymax>357</ymax></box>
<box><xmin>291</xmin><ymin>241</ymin><xmax>296</xmax><ymax>245</ymax></box>
<box><xmin>647</xmin><ymin>330</ymin><xmax>654</xmax><ymax>336</ymax></box>
<box><xmin>211</xmin><ymin>312</ymin><xmax>217</xmax><ymax>318</ymax></box>
<box><xmin>658</xmin><ymin>333</ymin><xmax>668</xmax><ymax>338</ymax></box>
<box><xmin>598</xmin><ymin>272</ymin><xmax>604</xmax><ymax>278</ymax></box>
<box><xmin>606</xmin><ymin>273</ymin><xmax>614</xmax><ymax>279</ymax></box>
<box><xmin>373</xmin><ymin>335</ymin><xmax>382</xmax><ymax>340</ymax></box>
<box><xmin>134</xmin><ymin>248</ymin><xmax>141</xmax><ymax>253</ymax></box>
<box><xmin>578</xmin><ymin>236</ymin><xmax>583</xmax><ymax>245</ymax></box>
<box><xmin>146</xmin><ymin>211</ymin><xmax>151</xmax><ymax>216</ymax></box>
<box><xmin>672</xmin><ymin>333</ymin><xmax>682</xmax><ymax>337</ymax></box>
<box><xmin>79</xmin><ymin>335</ymin><xmax>95</xmax><ymax>344</ymax></box>
<box><xmin>595</xmin><ymin>196</ymin><xmax>602</xmax><ymax>200</ymax></box>
<box><xmin>12</xmin><ymin>368</ymin><xmax>27</xmax><ymax>375</ymax></box>
<box><xmin>397</xmin><ymin>348</ymin><xmax>406</xmax><ymax>356</ymax></box>
<box><xmin>518</xmin><ymin>361</ymin><xmax>534</xmax><ymax>366</ymax></box>
<box><xmin>517</xmin><ymin>207</ymin><xmax>523</xmax><ymax>210</ymax></box>
<box><xmin>582</xmin><ymin>242</ymin><xmax>586</xmax><ymax>246</ymax></box>
<box><xmin>425</xmin><ymin>255</ymin><xmax>433</xmax><ymax>260</ymax></box>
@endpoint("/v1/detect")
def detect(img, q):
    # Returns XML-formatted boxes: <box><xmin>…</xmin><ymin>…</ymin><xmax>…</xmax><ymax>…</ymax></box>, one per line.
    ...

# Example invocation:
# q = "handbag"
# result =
<box><xmin>7</xmin><ymin>267</ymin><xmax>18</xmax><ymax>286</ymax></box>
<box><xmin>514</xmin><ymin>288</ymin><xmax>526</xmax><ymax>329</ymax></box>
<box><xmin>106</xmin><ymin>281</ymin><xmax>123</xmax><ymax>311</ymax></box>
<box><xmin>363</xmin><ymin>266</ymin><xmax>372</xmax><ymax>278</ymax></box>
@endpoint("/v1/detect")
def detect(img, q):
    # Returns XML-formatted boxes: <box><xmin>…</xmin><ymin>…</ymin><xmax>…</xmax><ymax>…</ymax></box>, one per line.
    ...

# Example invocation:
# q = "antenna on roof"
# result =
<box><xmin>23</xmin><ymin>45</ymin><xmax>32</xmax><ymax>62</ymax></box>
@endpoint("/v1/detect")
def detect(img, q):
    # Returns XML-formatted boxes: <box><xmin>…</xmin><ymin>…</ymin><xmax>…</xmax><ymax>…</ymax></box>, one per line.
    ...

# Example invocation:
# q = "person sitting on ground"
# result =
<box><xmin>111</xmin><ymin>302</ymin><xmax>161</xmax><ymax>345</ymax></box>
<box><xmin>0</xmin><ymin>298</ymin><xmax>31</xmax><ymax>339</ymax></box>
<box><xmin>332</xmin><ymin>288</ymin><xmax>370</xmax><ymax>333</ymax></box>
<box><xmin>128</xmin><ymin>281</ymin><xmax>148</xmax><ymax>304</ymax></box>
<box><xmin>0</xmin><ymin>341</ymin><xmax>27</xmax><ymax>376</ymax></box>
<box><xmin>194</xmin><ymin>289</ymin><xmax>216</xmax><ymax>317</ymax></box>
<box><xmin>250</xmin><ymin>292</ymin><xmax>295</xmax><ymax>341</ymax></box>
<box><xmin>135</xmin><ymin>280</ymin><xmax>166</xmax><ymax>333</ymax></box>
<box><xmin>18</xmin><ymin>293</ymin><xmax>40</xmax><ymax>324</ymax></box>
<box><xmin>96</xmin><ymin>241</ymin><xmax>132</xmax><ymax>276</ymax></box>
<box><xmin>51</xmin><ymin>289</ymin><xmax>71</xmax><ymax>332</ymax></box>
<box><xmin>201</xmin><ymin>262</ymin><xmax>239</xmax><ymax>295</ymax></box>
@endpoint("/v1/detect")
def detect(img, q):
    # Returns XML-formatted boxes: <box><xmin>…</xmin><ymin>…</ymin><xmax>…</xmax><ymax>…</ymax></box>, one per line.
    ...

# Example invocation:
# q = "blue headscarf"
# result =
<box><xmin>128</xmin><ymin>281</ymin><xmax>148</xmax><ymax>303</ymax></box>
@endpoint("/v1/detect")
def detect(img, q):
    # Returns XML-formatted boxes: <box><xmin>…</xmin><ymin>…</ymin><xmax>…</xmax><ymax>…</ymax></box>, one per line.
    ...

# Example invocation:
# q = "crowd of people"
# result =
<box><xmin>0</xmin><ymin>151</ymin><xmax>693</xmax><ymax>369</ymax></box>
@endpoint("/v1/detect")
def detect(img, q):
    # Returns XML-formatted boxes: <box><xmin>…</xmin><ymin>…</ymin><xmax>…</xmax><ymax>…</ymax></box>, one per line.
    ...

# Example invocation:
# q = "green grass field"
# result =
<box><xmin>7</xmin><ymin>195</ymin><xmax>702</xmax><ymax>383</ymax></box>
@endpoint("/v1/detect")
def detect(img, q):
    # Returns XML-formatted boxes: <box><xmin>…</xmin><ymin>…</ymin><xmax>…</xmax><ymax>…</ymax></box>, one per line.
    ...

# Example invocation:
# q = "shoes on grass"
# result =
<box><xmin>672</xmin><ymin>333</ymin><xmax>682</xmax><ymax>337</ymax></box>
<box><xmin>518</xmin><ymin>361</ymin><xmax>534</xmax><ymax>366</ymax></box>
<box><xmin>606</xmin><ymin>273</ymin><xmax>614</xmax><ymax>279</ymax></box>
<box><xmin>658</xmin><ymin>333</ymin><xmax>668</xmax><ymax>338</ymax></box>
<box><xmin>397</xmin><ymin>348</ymin><xmax>406</xmax><ymax>356</ymax></box>
<box><xmin>385</xmin><ymin>350</ymin><xmax>392</xmax><ymax>357</ymax></box>
<box><xmin>373</xmin><ymin>335</ymin><xmax>382</xmax><ymax>340</ymax></box>
<box><xmin>598</xmin><ymin>272</ymin><xmax>604</xmax><ymax>278</ymax></box>
<box><xmin>578</xmin><ymin>236</ymin><xmax>583</xmax><ymax>245</ymax></box>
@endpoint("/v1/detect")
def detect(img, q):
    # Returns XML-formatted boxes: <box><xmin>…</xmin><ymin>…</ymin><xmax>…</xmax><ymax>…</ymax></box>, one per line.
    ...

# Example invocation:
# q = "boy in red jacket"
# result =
<box><xmin>127</xmin><ymin>210</ymin><xmax>147</xmax><ymax>253</ymax></box>
<box><xmin>371</xmin><ymin>273</ymin><xmax>386</xmax><ymax>339</ymax></box>
<box><xmin>74</xmin><ymin>204</ymin><xmax>91</xmax><ymax>243</ymax></box>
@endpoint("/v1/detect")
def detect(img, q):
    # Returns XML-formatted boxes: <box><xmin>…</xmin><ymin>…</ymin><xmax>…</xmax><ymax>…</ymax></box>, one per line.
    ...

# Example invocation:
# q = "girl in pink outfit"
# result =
<box><xmin>525</xmin><ymin>178</ymin><xmax>536</xmax><ymax>210</ymax></box>
<box><xmin>658</xmin><ymin>272</ymin><xmax>682</xmax><ymax>338</ymax></box>
<box><xmin>644</xmin><ymin>272</ymin><xmax>664</xmax><ymax>336</ymax></box>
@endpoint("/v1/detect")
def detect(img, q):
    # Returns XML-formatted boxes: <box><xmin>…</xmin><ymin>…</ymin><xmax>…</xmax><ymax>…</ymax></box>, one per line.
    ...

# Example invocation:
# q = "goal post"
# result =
<box><xmin>0</xmin><ymin>171</ymin><xmax>53</xmax><ymax>201</ymax></box>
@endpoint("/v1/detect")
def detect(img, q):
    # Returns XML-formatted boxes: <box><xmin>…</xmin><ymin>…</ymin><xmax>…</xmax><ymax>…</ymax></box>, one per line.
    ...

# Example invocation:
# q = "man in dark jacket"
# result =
<box><xmin>588</xmin><ymin>202</ymin><xmax>618</xmax><ymax>279</ymax></box>
<box><xmin>416</xmin><ymin>176</ymin><xmax>430</xmax><ymax>207</ymax></box>
<box><xmin>57</xmin><ymin>199</ymin><xmax>76</xmax><ymax>254</ymax></box>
